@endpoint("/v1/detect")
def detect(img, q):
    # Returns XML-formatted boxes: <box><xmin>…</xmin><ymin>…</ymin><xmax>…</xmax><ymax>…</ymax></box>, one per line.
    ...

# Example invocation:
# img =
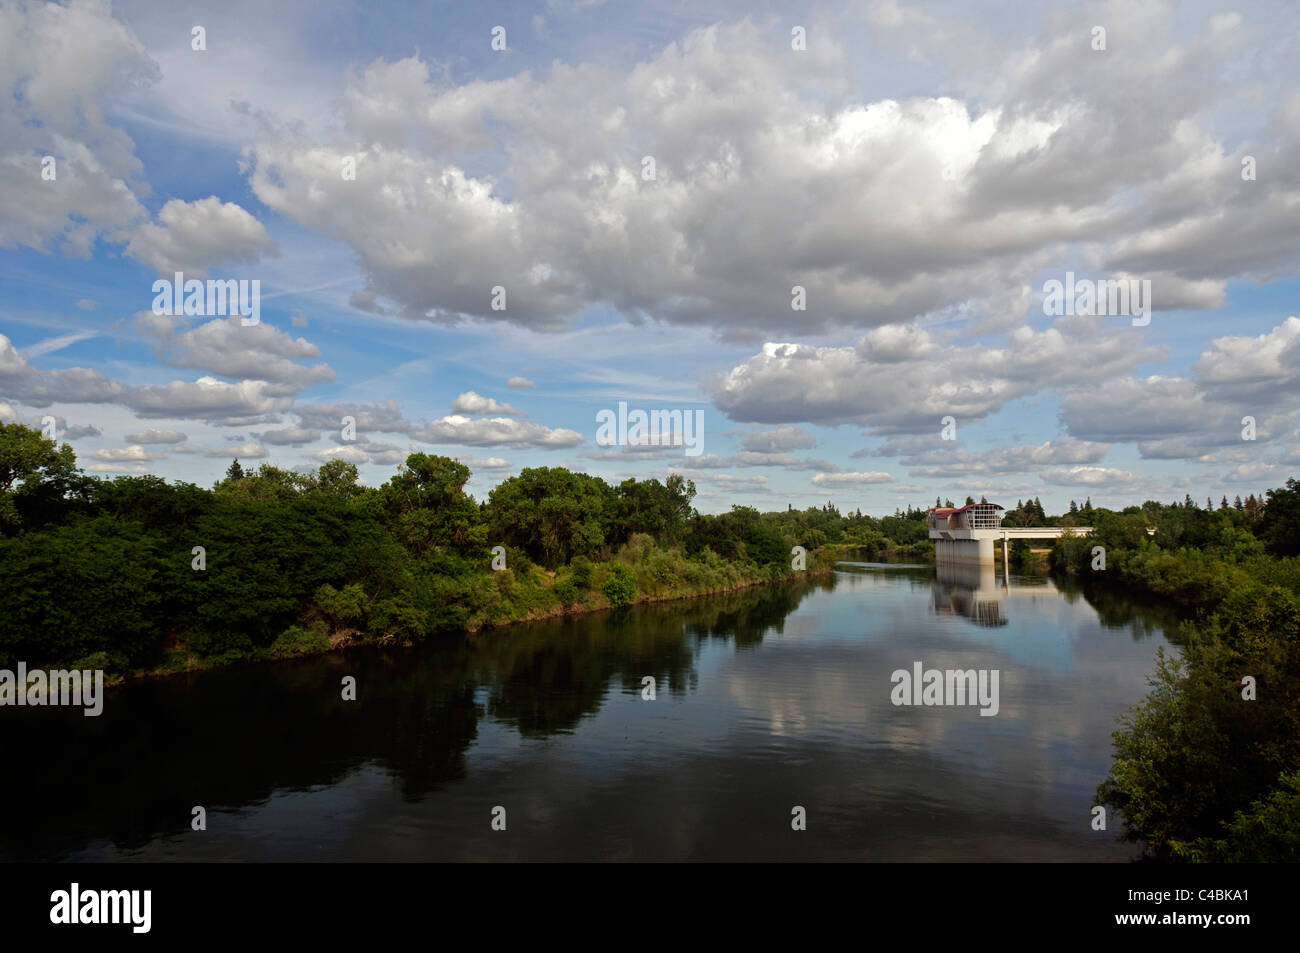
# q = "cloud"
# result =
<box><xmin>92</xmin><ymin>445</ymin><xmax>165</xmax><ymax>462</ymax></box>
<box><xmin>0</xmin><ymin>0</ymin><xmax>154</xmax><ymax>257</ymax></box>
<box><xmin>506</xmin><ymin>376</ymin><xmax>536</xmax><ymax>389</ymax></box>
<box><xmin>1193</xmin><ymin>316</ymin><xmax>1300</xmax><ymax>400</ymax></box>
<box><xmin>714</xmin><ymin>322</ymin><xmax>1158</xmax><ymax>432</ymax></box>
<box><xmin>87</xmin><ymin>463</ymin><xmax>149</xmax><ymax>474</ymax></box>
<box><xmin>124</xmin><ymin>428</ymin><xmax>186</xmax><ymax>444</ymax></box>
<box><xmin>1222</xmin><ymin>463</ymin><xmax>1283</xmax><ymax>484</ymax></box>
<box><xmin>1041</xmin><ymin>466</ymin><xmax>1141</xmax><ymax>487</ymax></box>
<box><xmin>0</xmin><ymin>334</ymin><xmax>126</xmax><ymax>407</ymax></box>
<box><xmin>126</xmin><ymin>377</ymin><xmax>294</xmax><ymax>420</ymax></box>
<box><xmin>23</xmin><ymin>330</ymin><xmax>97</xmax><ymax>358</ymax></box>
<box><xmin>255</xmin><ymin>426</ymin><xmax>321</xmax><ymax>446</ymax></box>
<box><xmin>137</xmin><ymin>314</ymin><xmax>333</xmax><ymax>389</ymax></box>
<box><xmin>203</xmin><ymin>441</ymin><xmax>267</xmax><ymax>459</ymax></box>
<box><xmin>450</xmin><ymin>391</ymin><xmax>526</xmax><ymax>417</ymax></box>
<box><xmin>409</xmin><ymin>415</ymin><xmax>583</xmax><ymax>448</ymax></box>
<box><xmin>898</xmin><ymin>439</ymin><xmax>1112</xmax><ymax>479</ymax></box>
<box><xmin>811</xmin><ymin>471</ymin><xmax>895</xmax><ymax>486</ymax></box>
<box><xmin>0</xmin><ymin>408</ymin><xmax>102</xmax><ymax>439</ymax></box>
<box><xmin>239</xmin><ymin>14</ymin><xmax>1298</xmax><ymax>338</ymax></box>
<box><xmin>453</xmin><ymin>455</ymin><xmax>512</xmax><ymax>470</ymax></box>
<box><xmin>1059</xmin><ymin>318</ymin><xmax>1300</xmax><ymax>460</ymax></box>
<box><xmin>292</xmin><ymin>399</ymin><xmax>409</xmax><ymax>435</ymax></box>
<box><xmin>312</xmin><ymin>444</ymin><xmax>370</xmax><ymax>464</ymax></box>
<box><xmin>125</xmin><ymin>197</ymin><xmax>279</xmax><ymax>277</ymax></box>
<box><xmin>678</xmin><ymin>452</ymin><xmax>840</xmax><ymax>471</ymax></box>
<box><xmin>739</xmin><ymin>426</ymin><xmax>816</xmax><ymax>453</ymax></box>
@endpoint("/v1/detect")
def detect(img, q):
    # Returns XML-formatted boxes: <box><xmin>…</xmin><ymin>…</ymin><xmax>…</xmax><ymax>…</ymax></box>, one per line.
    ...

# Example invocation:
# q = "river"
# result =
<box><xmin>0</xmin><ymin>562</ymin><xmax>1179</xmax><ymax>861</ymax></box>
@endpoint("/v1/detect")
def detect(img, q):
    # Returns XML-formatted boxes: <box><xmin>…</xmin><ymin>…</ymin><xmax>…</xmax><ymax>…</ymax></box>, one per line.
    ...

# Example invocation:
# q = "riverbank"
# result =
<box><xmin>1046</xmin><ymin>508</ymin><xmax>1300</xmax><ymax>861</ymax></box>
<box><xmin>117</xmin><ymin>553</ymin><xmax>838</xmax><ymax>686</ymax></box>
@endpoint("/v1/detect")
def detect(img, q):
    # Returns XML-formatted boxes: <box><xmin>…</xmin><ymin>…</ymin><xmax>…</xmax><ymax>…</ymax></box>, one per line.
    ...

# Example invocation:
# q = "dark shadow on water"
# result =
<box><xmin>0</xmin><ymin>577</ymin><xmax>829</xmax><ymax>861</ymax></box>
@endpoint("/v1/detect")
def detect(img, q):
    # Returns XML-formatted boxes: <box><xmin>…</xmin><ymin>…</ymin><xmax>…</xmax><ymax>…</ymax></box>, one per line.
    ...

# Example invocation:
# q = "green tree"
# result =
<box><xmin>383</xmin><ymin>453</ymin><xmax>482</xmax><ymax>556</ymax></box>
<box><xmin>316</xmin><ymin>459</ymin><xmax>362</xmax><ymax>498</ymax></box>
<box><xmin>1260</xmin><ymin>479</ymin><xmax>1300</xmax><ymax>556</ymax></box>
<box><xmin>0</xmin><ymin>422</ymin><xmax>79</xmax><ymax>530</ymax></box>
<box><xmin>488</xmin><ymin>467</ymin><xmax>612</xmax><ymax>567</ymax></box>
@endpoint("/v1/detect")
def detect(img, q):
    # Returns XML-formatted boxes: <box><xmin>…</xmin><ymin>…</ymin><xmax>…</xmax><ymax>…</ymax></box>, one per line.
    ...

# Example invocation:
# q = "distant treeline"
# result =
<box><xmin>0</xmin><ymin>422</ymin><xmax>923</xmax><ymax>677</ymax></box>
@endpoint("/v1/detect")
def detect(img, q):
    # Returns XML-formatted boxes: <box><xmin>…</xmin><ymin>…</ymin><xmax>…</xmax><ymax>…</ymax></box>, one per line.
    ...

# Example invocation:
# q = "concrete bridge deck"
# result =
<box><xmin>930</xmin><ymin>526</ymin><xmax>1092</xmax><ymax>565</ymax></box>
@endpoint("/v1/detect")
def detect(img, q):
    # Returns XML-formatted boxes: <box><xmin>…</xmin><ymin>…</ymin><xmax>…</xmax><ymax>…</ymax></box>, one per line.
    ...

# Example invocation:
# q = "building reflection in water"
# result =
<box><xmin>932</xmin><ymin>562</ymin><xmax>1061</xmax><ymax>627</ymax></box>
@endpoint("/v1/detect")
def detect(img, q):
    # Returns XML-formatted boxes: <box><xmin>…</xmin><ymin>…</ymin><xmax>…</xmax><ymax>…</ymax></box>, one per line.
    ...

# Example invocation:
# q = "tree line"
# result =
<box><xmin>0</xmin><ymin>423</ymin><xmax>922</xmax><ymax>677</ymax></box>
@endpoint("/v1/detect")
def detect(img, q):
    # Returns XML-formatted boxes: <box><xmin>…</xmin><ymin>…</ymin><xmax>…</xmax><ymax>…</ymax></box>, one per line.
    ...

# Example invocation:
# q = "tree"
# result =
<box><xmin>0</xmin><ymin>422</ymin><xmax>80</xmax><ymax>530</ymax></box>
<box><xmin>610</xmin><ymin>474</ymin><xmax>696</xmax><ymax>544</ymax></box>
<box><xmin>226</xmin><ymin>458</ymin><xmax>245</xmax><ymax>482</ymax></box>
<box><xmin>384</xmin><ymin>453</ymin><xmax>482</xmax><ymax>555</ymax></box>
<box><xmin>1245</xmin><ymin>494</ymin><xmax>1263</xmax><ymax>524</ymax></box>
<box><xmin>487</xmin><ymin>467</ymin><xmax>612</xmax><ymax>567</ymax></box>
<box><xmin>316</xmin><ymin>459</ymin><xmax>361</xmax><ymax>498</ymax></box>
<box><xmin>216</xmin><ymin>463</ymin><xmax>310</xmax><ymax>502</ymax></box>
<box><xmin>1259</xmin><ymin>479</ymin><xmax>1300</xmax><ymax>556</ymax></box>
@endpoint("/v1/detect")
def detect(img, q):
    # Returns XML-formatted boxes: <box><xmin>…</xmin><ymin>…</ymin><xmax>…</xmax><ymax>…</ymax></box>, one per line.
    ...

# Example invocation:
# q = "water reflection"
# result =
<box><xmin>932</xmin><ymin>562</ymin><xmax>1011</xmax><ymax>627</ymax></box>
<box><xmin>0</xmin><ymin>569</ymin><xmax>1176</xmax><ymax>862</ymax></box>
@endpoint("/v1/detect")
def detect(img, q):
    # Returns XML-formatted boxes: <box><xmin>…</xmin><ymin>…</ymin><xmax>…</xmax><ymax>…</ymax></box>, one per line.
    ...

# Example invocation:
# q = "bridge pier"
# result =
<box><xmin>934</xmin><ymin>537</ymin><xmax>995</xmax><ymax>565</ymax></box>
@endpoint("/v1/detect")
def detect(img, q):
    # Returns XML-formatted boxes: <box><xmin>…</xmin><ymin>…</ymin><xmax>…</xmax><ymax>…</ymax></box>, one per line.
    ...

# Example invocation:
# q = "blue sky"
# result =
<box><xmin>2</xmin><ymin>0</ymin><xmax>1299</xmax><ymax>514</ymax></box>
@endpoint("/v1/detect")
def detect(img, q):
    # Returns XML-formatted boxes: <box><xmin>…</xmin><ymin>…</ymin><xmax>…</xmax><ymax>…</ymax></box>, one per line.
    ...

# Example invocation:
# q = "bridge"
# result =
<box><xmin>927</xmin><ymin>503</ymin><xmax>1091</xmax><ymax>568</ymax></box>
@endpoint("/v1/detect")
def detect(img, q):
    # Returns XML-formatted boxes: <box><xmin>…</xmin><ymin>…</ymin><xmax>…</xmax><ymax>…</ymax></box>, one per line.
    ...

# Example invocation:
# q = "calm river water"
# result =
<box><xmin>1</xmin><ymin>563</ymin><xmax>1179</xmax><ymax>861</ymax></box>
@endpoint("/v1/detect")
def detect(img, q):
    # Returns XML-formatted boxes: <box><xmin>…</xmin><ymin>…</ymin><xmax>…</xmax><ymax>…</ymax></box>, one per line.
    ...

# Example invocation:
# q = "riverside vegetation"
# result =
<box><xmin>0</xmin><ymin>422</ymin><xmax>923</xmax><ymax>680</ymax></box>
<box><xmin>1050</xmin><ymin>489</ymin><xmax>1300</xmax><ymax>861</ymax></box>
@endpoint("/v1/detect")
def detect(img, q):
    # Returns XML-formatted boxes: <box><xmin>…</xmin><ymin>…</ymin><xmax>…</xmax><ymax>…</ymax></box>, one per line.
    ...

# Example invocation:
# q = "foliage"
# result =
<box><xmin>1096</xmin><ymin>583</ymin><xmax>1300</xmax><ymax>861</ymax></box>
<box><xmin>601</xmin><ymin>563</ymin><xmax>637</xmax><ymax>607</ymax></box>
<box><xmin>0</xmin><ymin>422</ymin><xmax>80</xmax><ymax>531</ymax></box>
<box><xmin>269</xmin><ymin>622</ymin><xmax>330</xmax><ymax>660</ymax></box>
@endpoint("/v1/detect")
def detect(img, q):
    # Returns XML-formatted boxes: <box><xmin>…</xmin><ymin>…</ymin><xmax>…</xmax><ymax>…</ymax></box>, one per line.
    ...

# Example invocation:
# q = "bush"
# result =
<box><xmin>601</xmin><ymin>563</ymin><xmax>637</xmax><ymax>607</ymax></box>
<box><xmin>570</xmin><ymin>555</ymin><xmax>594</xmax><ymax>589</ymax></box>
<box><xmin>1171</xmin><ymin>770</ymin><xmax>1300</xmax><ymax>862</ymax></box>
<box><xmin>269</xmin><ymin>622</ymin><xmax>330</xmax><ymax>659</ymax></box>
<box><xmin>553</xmin><ymin>578</ymin><xmax>579</xmax><ymax>606</ymax></box>
<box><xmin>314</xmin><ymin>582</ymin><xmax>367</xmax><ymax>626</ymax></box>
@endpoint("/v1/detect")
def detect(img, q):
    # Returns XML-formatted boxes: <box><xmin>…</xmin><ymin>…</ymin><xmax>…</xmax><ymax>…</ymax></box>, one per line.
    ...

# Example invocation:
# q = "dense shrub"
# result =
<box><xmin>601</xmin><ymin>564</ymin><xmax>637</xmax><ymax>607</ymax></box>
<box><xmin>270</xmin><ymin>622</ymin><xmax>330</xmax><ymax>659</ymax></box>
<box><xmin>553</xmin><ymin>578</ymin><xmax>579</xmax><ymax>606</ymax></box>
